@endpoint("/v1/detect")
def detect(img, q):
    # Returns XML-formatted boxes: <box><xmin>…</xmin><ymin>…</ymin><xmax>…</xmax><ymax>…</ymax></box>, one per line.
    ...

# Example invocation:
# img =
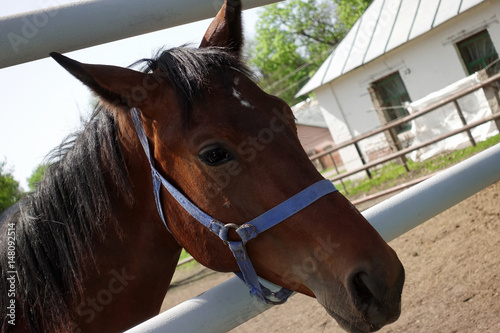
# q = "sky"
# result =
<box><xmin>0</xmin><ymin>1</ymin><xmax>262</xmax><ymax>190</ymax></box>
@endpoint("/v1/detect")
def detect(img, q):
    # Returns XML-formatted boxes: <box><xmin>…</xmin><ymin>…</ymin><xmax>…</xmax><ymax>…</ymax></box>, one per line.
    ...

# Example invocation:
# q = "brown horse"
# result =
<box><xmin>0</xmin><ymin>1</ymin><xmax>404</xmax><ymax>332</ymax></box>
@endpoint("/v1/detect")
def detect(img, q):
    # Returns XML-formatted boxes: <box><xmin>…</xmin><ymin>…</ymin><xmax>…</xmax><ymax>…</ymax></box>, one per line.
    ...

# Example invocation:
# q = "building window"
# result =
<box><xmin>371</xmin><ymin>72</ymin><xmax>412</xmax><ymax>133</ymax></box>
<box><xmin>457</xmin><ymin>30</ymin><xmax>499</xmax><ymax>75</ymax></box>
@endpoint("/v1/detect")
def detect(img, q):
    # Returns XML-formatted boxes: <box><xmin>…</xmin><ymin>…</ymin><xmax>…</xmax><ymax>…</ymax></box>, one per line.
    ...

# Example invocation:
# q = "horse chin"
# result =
<box><xmin>319</xmin><ymin>298</ymin><xmax>392</xmax><ymax>333</ymax></box>
<box><xmin>323</xmin><ymin>307</ymin><xmax>372</xmax><ymax>333</ymax></box>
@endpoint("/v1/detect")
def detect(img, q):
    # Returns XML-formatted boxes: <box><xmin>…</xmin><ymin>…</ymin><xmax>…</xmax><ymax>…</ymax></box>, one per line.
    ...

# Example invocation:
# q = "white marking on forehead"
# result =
<box><xmin>232</xmin><ymin>87</ymin><xmax>254</xmax><ymax>109</ymax></box>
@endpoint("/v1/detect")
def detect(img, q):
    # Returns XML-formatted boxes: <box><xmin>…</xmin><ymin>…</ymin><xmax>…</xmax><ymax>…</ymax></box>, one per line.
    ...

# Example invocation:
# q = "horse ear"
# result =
<box><xmin>50</xmin><ymin>52</ymin><xmax>151</xmax><ymax>109</ymax></box>
<box><xmin>199</xmin><ymin>0</ymin><xmax>243</xmax><ymax>56</ymax></box>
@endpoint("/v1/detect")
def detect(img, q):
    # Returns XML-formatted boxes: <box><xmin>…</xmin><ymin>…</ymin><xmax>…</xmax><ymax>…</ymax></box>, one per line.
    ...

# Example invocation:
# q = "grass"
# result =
<box><xmin>177</xmin><ymin>249</ymin><xmax>198</xmax><ymax>270</ymax></box>
<box><xmin>179</xmin><ymin>249</ymin><xmax>191</xmax><ymax>261</ymax></box>
<box><xmin>335</xmin><ymin>134</ymin><xmax>500</xmax><ymax>199</ymax></box>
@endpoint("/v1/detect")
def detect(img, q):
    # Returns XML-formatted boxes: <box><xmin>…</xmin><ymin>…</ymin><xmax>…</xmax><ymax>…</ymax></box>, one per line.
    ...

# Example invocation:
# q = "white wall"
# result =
<box><xmin>315</xmin><ymin>85</ymin><xmax>367</xmax><ymax>177</ymax></box>
<box><xmin>316</xmin><ymin>0</ymin><xmax>500</xmax><ymax>173</ymax></box>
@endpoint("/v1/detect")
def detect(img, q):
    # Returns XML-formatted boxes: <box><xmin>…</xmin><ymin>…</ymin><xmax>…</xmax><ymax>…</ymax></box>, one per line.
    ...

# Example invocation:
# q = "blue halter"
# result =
<box><xmin>130</xmin><ymin>108</ymin><xmax>338</xmax><ymax>304</ymax></box>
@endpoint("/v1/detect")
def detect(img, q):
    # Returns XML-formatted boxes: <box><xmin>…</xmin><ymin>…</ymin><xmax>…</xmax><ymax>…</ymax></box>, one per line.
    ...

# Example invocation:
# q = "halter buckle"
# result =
<box><xmin>218</xmin><ymin>223</ymin><xmax>258</xmax><ymax>245</ymax></box>
<box><xmin>219</xmin><ymin>223</ymin><xmax>241</xmax><ymax>245</ymax></box>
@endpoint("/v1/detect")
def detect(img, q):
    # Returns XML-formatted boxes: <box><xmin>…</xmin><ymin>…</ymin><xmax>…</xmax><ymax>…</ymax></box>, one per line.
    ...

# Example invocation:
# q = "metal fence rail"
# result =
<box><xmin>0</xmin><ymin>0</ymin><xmax>280</xmax><ymax>69</ymax></box>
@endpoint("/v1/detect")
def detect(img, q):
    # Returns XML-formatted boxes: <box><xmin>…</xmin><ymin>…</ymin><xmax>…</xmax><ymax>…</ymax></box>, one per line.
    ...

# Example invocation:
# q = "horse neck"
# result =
<box><xmin>73</xmin><ymin>112</ymin><xmax>183</xmax><ymax>332</ymax></box>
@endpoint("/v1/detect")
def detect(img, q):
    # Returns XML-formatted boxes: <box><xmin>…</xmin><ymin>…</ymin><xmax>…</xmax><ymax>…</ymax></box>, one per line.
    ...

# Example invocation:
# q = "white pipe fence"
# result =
<box><xmin>126</xmin><ymin>143</ymin><xmax>500</xmax><ymax>333</ymax></box>
<box><xmin>0</xmin><ymin>0</ymin><xmax>280</xmax><ymax>69</ymax></box>
<box><xmin>4</xmin><ymin>1</ymin><xmax>500</xmax><ymax>331</ymax></box>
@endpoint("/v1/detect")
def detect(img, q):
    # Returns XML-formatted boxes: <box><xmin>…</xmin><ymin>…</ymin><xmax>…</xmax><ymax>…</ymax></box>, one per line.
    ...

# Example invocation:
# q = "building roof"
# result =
<box><xmin>297</xmin><ymin>0</ymin><xmax>485</xmax><ymax>96</ymax></box>
<box><xmin>292</xmin><ymin>99</ymin><xmax>328</xmax><ymax>128</ymax></box>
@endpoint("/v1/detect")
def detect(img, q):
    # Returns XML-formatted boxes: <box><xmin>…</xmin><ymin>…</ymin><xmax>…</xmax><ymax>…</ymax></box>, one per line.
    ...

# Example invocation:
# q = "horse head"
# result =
<box><xmin>51</xmin><ymin>1</ymin><xmax>404</xmax><ymax>331</ymax></box>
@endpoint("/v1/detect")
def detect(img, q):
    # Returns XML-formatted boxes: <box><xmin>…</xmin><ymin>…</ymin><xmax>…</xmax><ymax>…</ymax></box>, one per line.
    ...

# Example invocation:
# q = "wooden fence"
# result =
<box><xmin>310</xmin><ymin>71</ymin><xmax>500</xmax><ymax>192</ymax></box>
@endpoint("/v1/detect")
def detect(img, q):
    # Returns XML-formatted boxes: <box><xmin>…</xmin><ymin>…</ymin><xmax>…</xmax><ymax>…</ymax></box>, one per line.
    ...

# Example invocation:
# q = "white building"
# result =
<box><xmin>297</xmin><ymin>0</ymin><xmax>500</xmax><ymax>173</ymax></box>
<box><xmin>292</xmin><ymin>99</ymin><xmax>342</xmax><ymax>171</ymax></box>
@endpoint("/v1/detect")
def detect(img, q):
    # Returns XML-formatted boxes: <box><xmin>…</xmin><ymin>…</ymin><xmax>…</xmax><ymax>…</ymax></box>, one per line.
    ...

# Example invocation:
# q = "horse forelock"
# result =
<box><xmin>132</xmin><ymin>46</ymin><xmax>254</xmax><ymax>123</ymax></box>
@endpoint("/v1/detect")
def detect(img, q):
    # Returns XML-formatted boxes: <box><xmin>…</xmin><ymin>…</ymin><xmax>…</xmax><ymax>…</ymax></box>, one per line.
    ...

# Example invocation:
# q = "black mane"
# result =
<box><xmin>0</xmin><ymin>46</ymin><xmax>251</xmax><ymax>332</ymax></box>
<box><xmin>0</xmin><ymin>110</ymin><xmax>132</xmax><ymax>332</ymax></box>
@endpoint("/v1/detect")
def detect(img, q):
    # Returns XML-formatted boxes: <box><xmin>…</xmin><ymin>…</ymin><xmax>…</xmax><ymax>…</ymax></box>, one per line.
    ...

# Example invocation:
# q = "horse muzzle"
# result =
<box><xmin>322</xmin><ymin>261</ymin><xmax>405</xmax><ymax>333</ymax></box>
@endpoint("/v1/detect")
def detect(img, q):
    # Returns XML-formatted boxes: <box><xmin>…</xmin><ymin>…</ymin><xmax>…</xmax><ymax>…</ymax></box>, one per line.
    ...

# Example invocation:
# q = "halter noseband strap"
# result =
<box><xmin>131</xmin><ymin>108</ymin><xmax>339</xmax><ymax>304</ymax></box>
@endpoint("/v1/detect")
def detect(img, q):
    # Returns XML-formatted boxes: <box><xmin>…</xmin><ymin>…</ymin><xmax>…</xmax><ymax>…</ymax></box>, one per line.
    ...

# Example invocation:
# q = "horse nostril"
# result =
<box><xmin>351</xmin><ymin>272</ymin><xmax>378</xmax><ymax>313</ymax></box>
<box><xmin>348</xmin><ymin>269</ymin><xmax>403</xmax><ymax>330</ymax></box>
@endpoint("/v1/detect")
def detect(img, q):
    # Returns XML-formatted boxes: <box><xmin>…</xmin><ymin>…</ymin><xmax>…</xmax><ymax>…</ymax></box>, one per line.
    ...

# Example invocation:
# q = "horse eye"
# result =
<box><xmin>199</xmin><ymin>145</ymin><xmax>233</xmax><ymax>166</ymax></box>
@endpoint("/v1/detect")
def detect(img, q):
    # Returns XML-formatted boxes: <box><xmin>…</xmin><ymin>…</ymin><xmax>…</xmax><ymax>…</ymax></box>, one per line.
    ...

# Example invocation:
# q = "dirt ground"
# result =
<box><xmin>161</xmin><ymin>181</ymin><xmax>500</xmax><ymax>332</ymax></box>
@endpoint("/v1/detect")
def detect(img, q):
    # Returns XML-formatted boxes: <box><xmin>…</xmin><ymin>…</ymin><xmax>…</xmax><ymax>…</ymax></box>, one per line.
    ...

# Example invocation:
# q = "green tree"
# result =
<box><xmin>249</xmin><ymin>0</ymin><xmax>372</xmax><ymax>105</ymax></box>
<box><xmin>0</xmin><ymin>161</ymin><xmax>23</xmax><ymax>214</ymax></box>
<box><xmin>27</xmin><ymin>164</ymin><xmax>48</xmax><ymax>192</ymax></box>
<box><xmin>335</xmin><ymin>0</ymin><xmax>372</xmax><ymax>29</ymax></box>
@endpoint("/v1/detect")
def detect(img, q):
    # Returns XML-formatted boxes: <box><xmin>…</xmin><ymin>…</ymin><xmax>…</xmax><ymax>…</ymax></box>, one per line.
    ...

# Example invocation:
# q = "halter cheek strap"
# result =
<box><xmin>130</xmin><ymin>108</ymin><xmax>338</xmax><ymax>304</ymax></box>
